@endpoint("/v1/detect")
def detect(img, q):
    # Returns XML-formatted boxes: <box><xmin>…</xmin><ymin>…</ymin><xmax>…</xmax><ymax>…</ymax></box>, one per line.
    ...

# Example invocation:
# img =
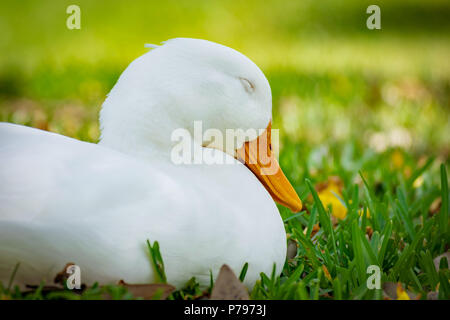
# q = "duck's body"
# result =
<box><xmin>0</xmin><ymin>123</ymin><xmax>285</xmax><ymax>287</ymax></box>
<box><xmin>0</xmin><ymin>38</ymin><xmax>301</xmax><ymax>289</ymax></box>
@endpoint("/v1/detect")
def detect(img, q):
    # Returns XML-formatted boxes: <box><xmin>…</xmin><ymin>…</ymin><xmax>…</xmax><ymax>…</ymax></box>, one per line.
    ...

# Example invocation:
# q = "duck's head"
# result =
<box><xmin>100</xmin><ymin>38</ymin><xmax>302</xmax><ymax>212</ymax></box>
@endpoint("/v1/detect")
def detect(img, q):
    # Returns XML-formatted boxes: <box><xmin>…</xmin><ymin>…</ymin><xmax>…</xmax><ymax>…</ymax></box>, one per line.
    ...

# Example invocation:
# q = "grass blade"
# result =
<box><xmin>239</xmin><ymin>262</ymin><xmax>249</xmax><ymax>282</ymax></box>
<box><xmin>439</xmin><ymin>164</ymin><xmax>449</xmax><ymax>235</ymax></box>
<box><xmin>146</xmin><ymin>239</ymin><xmax>167</xmax><ymax>283</ymax></box>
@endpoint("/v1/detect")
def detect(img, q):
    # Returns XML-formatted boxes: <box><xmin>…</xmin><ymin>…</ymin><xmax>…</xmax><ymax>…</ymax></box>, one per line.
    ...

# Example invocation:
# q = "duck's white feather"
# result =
<box><xmin>0</xmin><ymin>123</ymin><xmax>286</xmax><ymax>288</ymax></box>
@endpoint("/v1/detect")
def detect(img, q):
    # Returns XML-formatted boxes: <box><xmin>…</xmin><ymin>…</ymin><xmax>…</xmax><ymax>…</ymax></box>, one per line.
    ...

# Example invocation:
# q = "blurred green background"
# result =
<box><xmin>1</xmin><ymin>1</ymin><xmax>449</xmax><ymax>300</ymax></box>
<box><xmin>0</xmin><ymin>0</ymin><xmax>449</xmax><ymax>177</ymax></box>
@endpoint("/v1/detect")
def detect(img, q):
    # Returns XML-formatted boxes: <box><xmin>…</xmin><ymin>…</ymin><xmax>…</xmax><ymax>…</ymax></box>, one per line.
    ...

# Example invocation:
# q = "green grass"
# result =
<box><xmin>1</xmin><ymin>163</ymin><xmax>448</xmax><ymax>300</ymax></box>
<box><xmin>0</xmin><ymin>0</ymin><xmax>449</xmax><ymax>300</ymax></box>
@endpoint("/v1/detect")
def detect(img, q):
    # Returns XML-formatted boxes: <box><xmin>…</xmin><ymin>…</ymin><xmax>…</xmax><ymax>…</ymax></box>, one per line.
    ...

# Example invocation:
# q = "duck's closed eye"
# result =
<box><xmin>239</xmin><ymin>77</ymin><xmax>255</xmax><ymax>93</ymax></box>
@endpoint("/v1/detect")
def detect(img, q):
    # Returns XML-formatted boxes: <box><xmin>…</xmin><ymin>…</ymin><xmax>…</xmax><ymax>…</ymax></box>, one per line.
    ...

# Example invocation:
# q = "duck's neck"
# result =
<box><xmin>98</xmin><ymin>111</ymin><xmax>179</xmax><ymax>163</ymax></box>
<box><xmin>99</xmin><ymin>127</ymin><xmax>176</xmax><ymax>164</ymax></box>
<box><xmin>98</xmin><ymin>109</ymin><xmax>208</xmax><ymax>165</ymax></box>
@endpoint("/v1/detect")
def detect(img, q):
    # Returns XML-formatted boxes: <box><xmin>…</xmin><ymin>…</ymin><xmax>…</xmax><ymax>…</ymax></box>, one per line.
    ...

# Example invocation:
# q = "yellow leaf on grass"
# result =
<box><xmin>320</xmin><ymin>193</ymin><xmax>347</xmax><ymax>220</ymax></box>
<box><xmin>396</xmin><ymin>283</ymin><xmax>410</xmax><ymax>300</ymax></box>
<box><xmin>316</xmin><ymin>176</ymin><xmax>347</xmax><ymax>220</ymax></box>
<box><xmin>322</xmin><ymin>265</ymin><xmax>332</xmax><ymax>281</ymax></box>
<box><xmin>391</xmin><ymin>150</ymin><xmax>404</xmax><ymax>169</ymax></box>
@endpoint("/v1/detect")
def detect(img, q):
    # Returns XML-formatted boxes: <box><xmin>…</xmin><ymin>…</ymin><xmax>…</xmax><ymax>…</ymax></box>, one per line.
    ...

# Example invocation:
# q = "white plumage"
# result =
<box><xmin>0</xmin><ymin>38</ymin><xmax>288</xmax><ymax>289</ymax></box>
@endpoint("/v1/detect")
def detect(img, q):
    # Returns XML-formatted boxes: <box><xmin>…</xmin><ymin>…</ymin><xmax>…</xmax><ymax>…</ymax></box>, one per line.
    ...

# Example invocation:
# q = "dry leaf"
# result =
<box><xmin>433</xmin><ymin>251</ymin><xmax>450</xmax><ymax>272</ymax></box>
<box><xmin>54</xmin><ymin>262</ymin><xmax>76</xmax><ymax>286</ymax></box>
<box><xmin>23</xmin><ymin>284</ymin><xmax>73</xmax><ymax>296</ymax></box>
<box><xmin>366</xmin><ymin>226</ymin><xmax>373</xmax><ymax>239</ymax></box>
<box><xmin>322</xmin><ymin>265</ymin><xmax>332</xmax><ymax>281</ymax></box>
<box><xmin>383</xmin><ymin>282</ymin><xmax>418</xmax><ymax>300</ymax></box>
<box><xmin>382</xmin><ymin>282</ymin><xmax>399</xmax><ymax>299</ymax></box>
<box><xmin>287</xmin><ymin>239</ymin><xmax>298</xmax><ymax>260</ymax></box>
<box><xmin>52</xmin><ymin>262</ymin><xmax>87</xmax><ymax>293</ymax></box>
<box><xmin>303</xmin><ymin>223</ymin><xmax>320</xmax><ymax>238</ymax></box>
<box><xmin>429</xmin><ymin>197</ymin><xmax>442</xmax><ymax>216</ymax></box>
<box><xmin>118</xmin><ymin>280</ymin><xmax>175</xmax><ymax>300</ymax></box>
<box><xmin>427</xmin><ymin>291</ymin><xmax>439</xmax><ymax>300</ymax></box>
<box><xmin>210</xmin><ymin>264</ymin><xmax>249</xmax><ymax>300</ymax></box>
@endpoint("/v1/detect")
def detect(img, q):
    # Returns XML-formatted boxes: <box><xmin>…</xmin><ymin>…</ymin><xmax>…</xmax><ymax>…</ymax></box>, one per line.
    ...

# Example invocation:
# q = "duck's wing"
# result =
<box><xmin>0</xmin><ymin>123</ymin><xmax>183</xmax><ymax>285</ymax></box>
<box><xmin>1</xmin><ymin>123</ymin><xmax>84</xmax><ymax>221</ymax></box>
<box><xmin>0</xmin><ymin>123</ymin><xmax>286</xmax><ymax>288</ymax></box>
<box><xmin>0</xmin><ymin>123</ymin><xmax>173</xmax><ymax>221</ymax></box>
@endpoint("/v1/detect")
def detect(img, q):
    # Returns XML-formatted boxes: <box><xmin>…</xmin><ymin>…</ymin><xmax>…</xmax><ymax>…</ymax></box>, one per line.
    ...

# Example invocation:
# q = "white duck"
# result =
<box><xmin>0</xmin><ymin>38</ymin><xmax>302</xmax><ymax>289</ymax></box>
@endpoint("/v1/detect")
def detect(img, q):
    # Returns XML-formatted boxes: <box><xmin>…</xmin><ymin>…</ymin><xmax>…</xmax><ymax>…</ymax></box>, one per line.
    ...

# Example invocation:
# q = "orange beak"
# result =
<box><xmin>235</xmin><ymin>122</ymin><xmax>303</xmax><ymax>213</ymax></box>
